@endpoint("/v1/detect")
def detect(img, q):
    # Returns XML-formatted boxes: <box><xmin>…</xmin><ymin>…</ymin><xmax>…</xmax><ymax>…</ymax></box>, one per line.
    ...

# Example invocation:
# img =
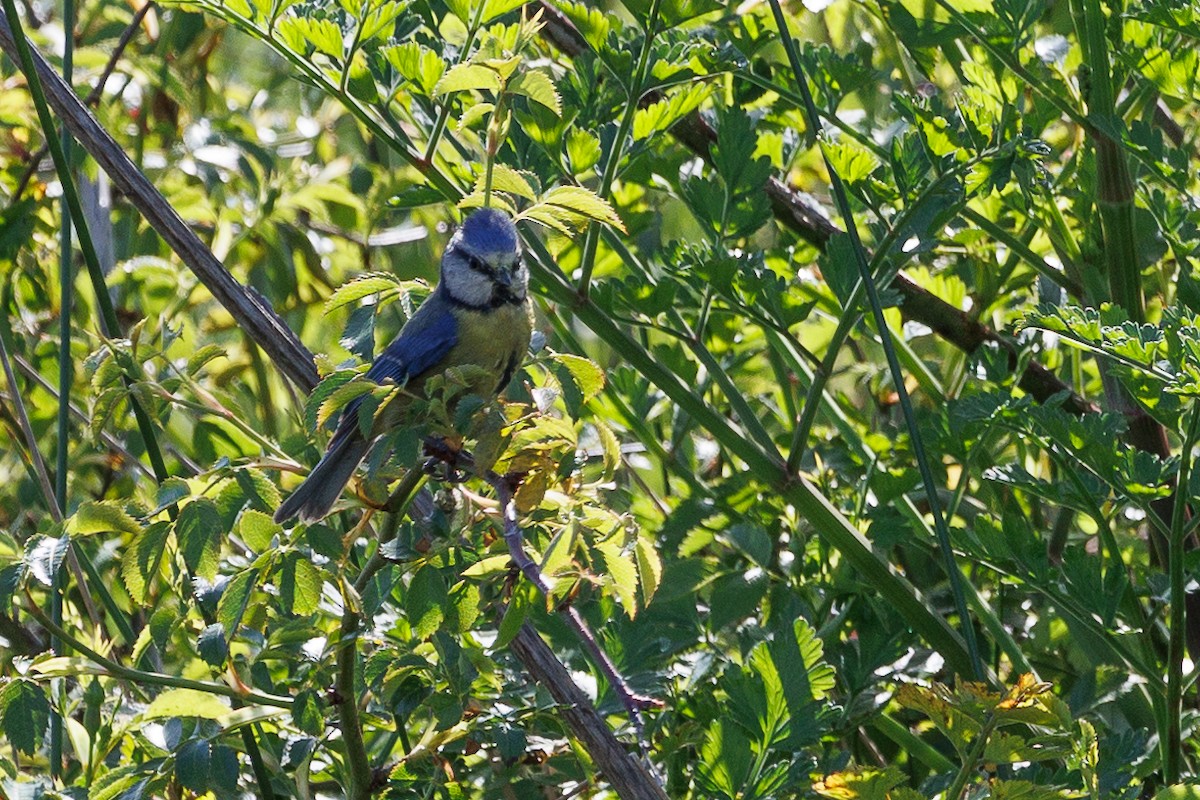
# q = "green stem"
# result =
<box><xmin>52</xmin><ymin>0</ymin><xmax>75</xmax><ymax>780</ymax></box>
<box><xmin>945</xmin><ymin>711</ymin><xmax>1000</xmax><ymax>800</ymax></box>
<box><xmin>1164</xmin><ymin>404</ymin><xmax>1199</xmax><ymax>781</ymax></box>
<box><xmin>575</xmin><ymin>0</ymin><xmax>662</xmax><ymax>296</ymax></box>
<box><xmin>337</xmin><ymin>586</ymin><xmax>371</xmax><ymax>800</ymax></box>
<box><xmin>24</xmin><ymin>598</ymin><xmax>292</xmax><ymax>708</ymax></box>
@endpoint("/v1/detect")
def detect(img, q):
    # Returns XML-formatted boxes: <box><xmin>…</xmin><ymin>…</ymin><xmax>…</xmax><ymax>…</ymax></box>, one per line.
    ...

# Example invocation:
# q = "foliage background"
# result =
<box><xmin>2</xmin><ymin>0</ymin><xmax>1200</xmax><ymax>797</ymax></box>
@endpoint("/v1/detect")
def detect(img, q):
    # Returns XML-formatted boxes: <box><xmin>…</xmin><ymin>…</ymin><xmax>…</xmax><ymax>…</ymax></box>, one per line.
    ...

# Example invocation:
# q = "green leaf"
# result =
<box><xmin>508</xmin><ymin>70</ymin><xmax>561</xmax><ymax>116</ymax></box>
<box><xmin>176</xmin><ymin>499</ymin><xmax>223</xmax><ymax>580</ymax></box>
<box><xmin>304</xmin><ymin>370</ymin><xmax>361</xmax><ymax>433</ymax></box>
<box><xmin>293</xmin><ymin>688</ymin><xmax>324</xmax><ymax>735</ymax></box>
<box><xmin>175</xmin><ymin>739</ymin><xmax>211</xmax><ymax>794</ymax></box>
<box><xmin>277</xmin><ymin>17</ymin><xmax>344</xmax><ymax>59</ymax></box>
<box><xmin>520</xmin><ymin>185</ymin><xmax>625</xmax><ymax>233</ymax></box>
<box><xmin>186</xmin><ymin>344</ymin><xmax>226</xmax><ymax>376</ymax></box>
<box><xmin>122</xmin><ymin>521</ymin><xmax>171</xmax><ymax>604</ymax></box>
<box><xmin>632</xmin><ymin>82</ymin><xmax>709</xmax><ymax>141</ymax></box>
<box><xmin>217</xmin><ymin>568</ymin><xmax>257</xmax><ymax>635</ymax></box>
<box><xmin>406</xmin><ymin>566</ymin><xmax>447</xmax><ymax>638</ymax></box>
<box><xmin>434</xmin><ymin>63</ymin><xmax>502</xmax><ymax>96</ymax></box>
<box><xmin>70</xmin><ymin>500</ymin><xmax>141</xmax><ymax>536</ymax></box>
<box><xmin>480</xmin><ymin>0</ymin><xmax>526</xmax><ymax>23</ymax></box>
<box><xmin>550</xmin><ymin>352</ymin><xmax>605</xmax><ymax>404</ymax></box>
<box><xmin>145</xmin><ymin>689</ymin><xmax>230</xmax><ymax>721</ymax></box>
<box><xmin>153</xmin><ymin>478</ymin><xmax>191</xmax><ymax>515</ymax></box>
<box><xmin>197</xmin><ymin>623</ymin><xmax>229</xmax><ymax>666</ymax></box>
<box><xmin>495</xmin><ymin>581</ymin><xmax>534</xmax><ymax>648</ymax></box>
<box><xmin>279</xmin><ymin>552</ymin><xmax>323</xmax><ymax>616</ymax></box>
<box><xmin>474</xmin><ymin>164</ymin><xmax>538</xmax><ymax>200</ymax></box>
<box><xmin>0</xmin><ymin>678</ymin><xmax>50</xmax><ymax>756</ymax></box>
<box><xmin>594</xmin><ymin>539</ymin><xmax>638</xmax><ymax>617</ymax></box>
<box><xmin>634</xmin><ymin>536</ymin><xmax>662</xmax><ymax>607</ymax></box>
<box><xmin>317</xmin><ymin>379</ymin><xmax>376</xmax><ymax>430</ymax></box>
<box><xmin>383</xmin><ymin>42</ymin><xmax>446</xmax><ymax>95</ymax></box>
<box><xmin>565</xmin><ymin>129</ymin><xmax>601</xmax><ymax>174</ymax></box>
<box><xmin>325</xmin><ymin>273</ymin><xmax>402</xmax><ymax>314</ymax></box>
<box><xmin>457</xmin><ymin>101</ymin><xmax>495</xmax><ymax>131</ymax></box>
<box><xmin>238</xmin><ymin>509</ymin><xmax>281</xmax><ymax>552</ymax></box>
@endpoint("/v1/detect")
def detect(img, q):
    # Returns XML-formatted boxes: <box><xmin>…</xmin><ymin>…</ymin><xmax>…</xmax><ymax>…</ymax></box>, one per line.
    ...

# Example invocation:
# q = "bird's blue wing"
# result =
<box><xmin>326</xmin><ymin>295</ymin><xmax>458</xmax><ymax>444</ymax></box>
<box><xmin>366</xmin><ymin>295</ymin><xmax>459</xmax><ymax>385</ymax></box>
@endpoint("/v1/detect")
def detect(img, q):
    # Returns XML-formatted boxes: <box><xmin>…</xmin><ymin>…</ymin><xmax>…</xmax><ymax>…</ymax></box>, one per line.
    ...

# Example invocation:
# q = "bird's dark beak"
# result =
<box><xmin>495</xmin><ymin>269</ymin><xmax>513</xmax><ymax>288</ymax></box>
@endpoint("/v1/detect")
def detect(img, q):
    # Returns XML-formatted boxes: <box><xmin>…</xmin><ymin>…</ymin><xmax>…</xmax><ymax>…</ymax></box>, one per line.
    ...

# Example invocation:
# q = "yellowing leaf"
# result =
<box><xmin>473</xmin><ymin>164</ymin><xmax>538</xmax><ymax>200</ymax></box>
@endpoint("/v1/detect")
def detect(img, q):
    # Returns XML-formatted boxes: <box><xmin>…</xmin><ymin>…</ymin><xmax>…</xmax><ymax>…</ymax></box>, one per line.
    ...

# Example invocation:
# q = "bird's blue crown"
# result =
<box><xmin>458</xmin><ymin>208</ymin><xmax>519</xmax><ymax>256</ymax></box>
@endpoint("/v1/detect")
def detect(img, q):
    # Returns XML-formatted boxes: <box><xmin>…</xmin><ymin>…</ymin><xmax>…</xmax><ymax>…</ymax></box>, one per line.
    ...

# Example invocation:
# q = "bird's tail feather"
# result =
<box><xmin>275</xmin><ymin>434</ymin><xmax>372</xmax><ymax>524</ymax></box>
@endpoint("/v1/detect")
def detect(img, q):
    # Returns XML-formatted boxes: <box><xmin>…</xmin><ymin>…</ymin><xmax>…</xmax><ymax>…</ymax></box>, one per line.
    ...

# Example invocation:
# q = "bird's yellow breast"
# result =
<box><xmin>440</xmin><ymin>299</ymin><xmax>534</xmax><ymax>392</ymax></box>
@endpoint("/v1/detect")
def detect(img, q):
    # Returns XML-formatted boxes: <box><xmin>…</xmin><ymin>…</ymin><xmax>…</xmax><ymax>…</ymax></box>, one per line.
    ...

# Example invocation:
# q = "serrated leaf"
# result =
<box><xmin>406</xmin><ymin>566</ymin><xmax>446</xmax><ymax>638</ymax></box>
<box><xmin>325</xmin><ymin>273</ymin><xmax>402</xmax><ymax>314</ymax></box>
<box><xmin>153</xmin><ymin>478</ymin><xmax>191</xmax><ymax>515</ymax></box>
<box><xmin>197</xmin><ymin>622</ymin><xmax>229</xmax><ymax>666</ymax></box>
<box><xmin>175</xmin><ymin>739</ymin><xmax>211</xmax><ymax>793</ymax></box>
<box><xmin>304</xmin><ymin>370</ymin><xmax>358</xmax><ymax>433</ymax></box>
<box><xmin>634</xmin><ymin>536</ymin><xmax>661</xmax><ymax>606</ymax></box>
<box><xmin>70</xmin><ymin>501</ymin><xmax>141</xmax><ymax>536</ymax></box>
<box><xmin>238</xmin><ymin>510</ymin><xmax>281</xmax><ymax>552</ymax></box>
<box><xmin>457</xmin><ymin>101</ymin><xmax>495</xmax><ymax>131</ymax></box>
<box><xmin>278</xmin><ymin>17</ymin><xmax>343</xmax><ymax>58</ymax></box>
<box><xmin>217</xmin><ymin>568</ymin><xmax>257</xmax><ymax>635</ymax></box>
<box><xmin>144</xmin><ymin>689</ymin><xmax>230</xmax><ymax>721</ymax></box>
<box><xmin>473</xmin><ymin>164</ymin><xmax>537</xmax><ymax>200</ymax></box>
<box><xmin>122</xmin><ymin>521</ymin><xmax>170</xmax><ymax>604</ymax></box>
<box><xmin>0</xmin><ymin>679</ymin><xmax>49</xmax><ymax>755</ymax></box>
<box><xmin>521</xmin><ymin>185</ymin><xmax>625</xmax><ymax>232</ymax></box>
<box><xmin>595</xmin><ymin>539</ymin><xmax>638</xmax><ymax>617</ymax></box>
<box><xmin>279</xmin><ymin>552</ymin><xmax>323</xmax><ymax>616</ymax></box>
<box><xmin>508</xmin><ymin>70</ymin><xmax>561</xmax><ymax>115</ymax></box>
<box><xmin>458</xmin><ymin>192</ymin><xmax>518</xmax><ymax>215</ymax></box>
<box><xmin>552</xmin><ymin>352</ymin><xmax>605</xmax><ymax>403</ymax></box>
<box><xmin>632</xmin><ymin>83</ymin><xmax>709</xmax><ymax>141</ymax></box>
<box><xmin>292</xmin><ymin>689</ymin><xmax>324</xmax><ymax>735</ymax></box>
<box><xmin>176</xmin><ymin>499</ymin><xmax>223</xmax><ymax>580</ymax></box>
<box><xmin>317</xmin><ymin>379</ymin><xmax>376</xmax><ymax>430</ymax></box>
<box><xmin>434</xmin><ymin>63</ymin><xmax>502</xmax><ymax>96</ymax></box>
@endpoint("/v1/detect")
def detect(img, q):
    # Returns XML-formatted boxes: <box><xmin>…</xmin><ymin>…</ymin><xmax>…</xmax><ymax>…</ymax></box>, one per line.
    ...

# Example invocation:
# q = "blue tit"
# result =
<box><xmin>275</xmin><ymin>208</ymin><xmax>533</xmax><ymax>524</ymax></box>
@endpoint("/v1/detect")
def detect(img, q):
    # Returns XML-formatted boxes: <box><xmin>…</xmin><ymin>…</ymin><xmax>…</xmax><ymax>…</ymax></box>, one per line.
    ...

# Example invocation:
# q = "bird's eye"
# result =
<box><xmin>465</xmin><ymin>254</ymin><xmax>494</xmax><ymax>276</ymax></box>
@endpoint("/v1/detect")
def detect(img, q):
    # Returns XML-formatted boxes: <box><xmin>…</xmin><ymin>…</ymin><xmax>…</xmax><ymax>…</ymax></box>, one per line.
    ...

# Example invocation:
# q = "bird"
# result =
<box><xmin>274</xmin><ymin>207</ymin><xmax>533</xmax><ymax>524</ymax></box>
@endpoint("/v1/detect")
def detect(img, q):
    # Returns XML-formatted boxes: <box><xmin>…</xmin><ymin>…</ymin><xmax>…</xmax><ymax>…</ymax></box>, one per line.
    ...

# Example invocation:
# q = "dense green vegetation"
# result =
<box><xmin>3</xmin><ymin>0</ymin><xmax>1200</xmax><ymax>797</ymax></box>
